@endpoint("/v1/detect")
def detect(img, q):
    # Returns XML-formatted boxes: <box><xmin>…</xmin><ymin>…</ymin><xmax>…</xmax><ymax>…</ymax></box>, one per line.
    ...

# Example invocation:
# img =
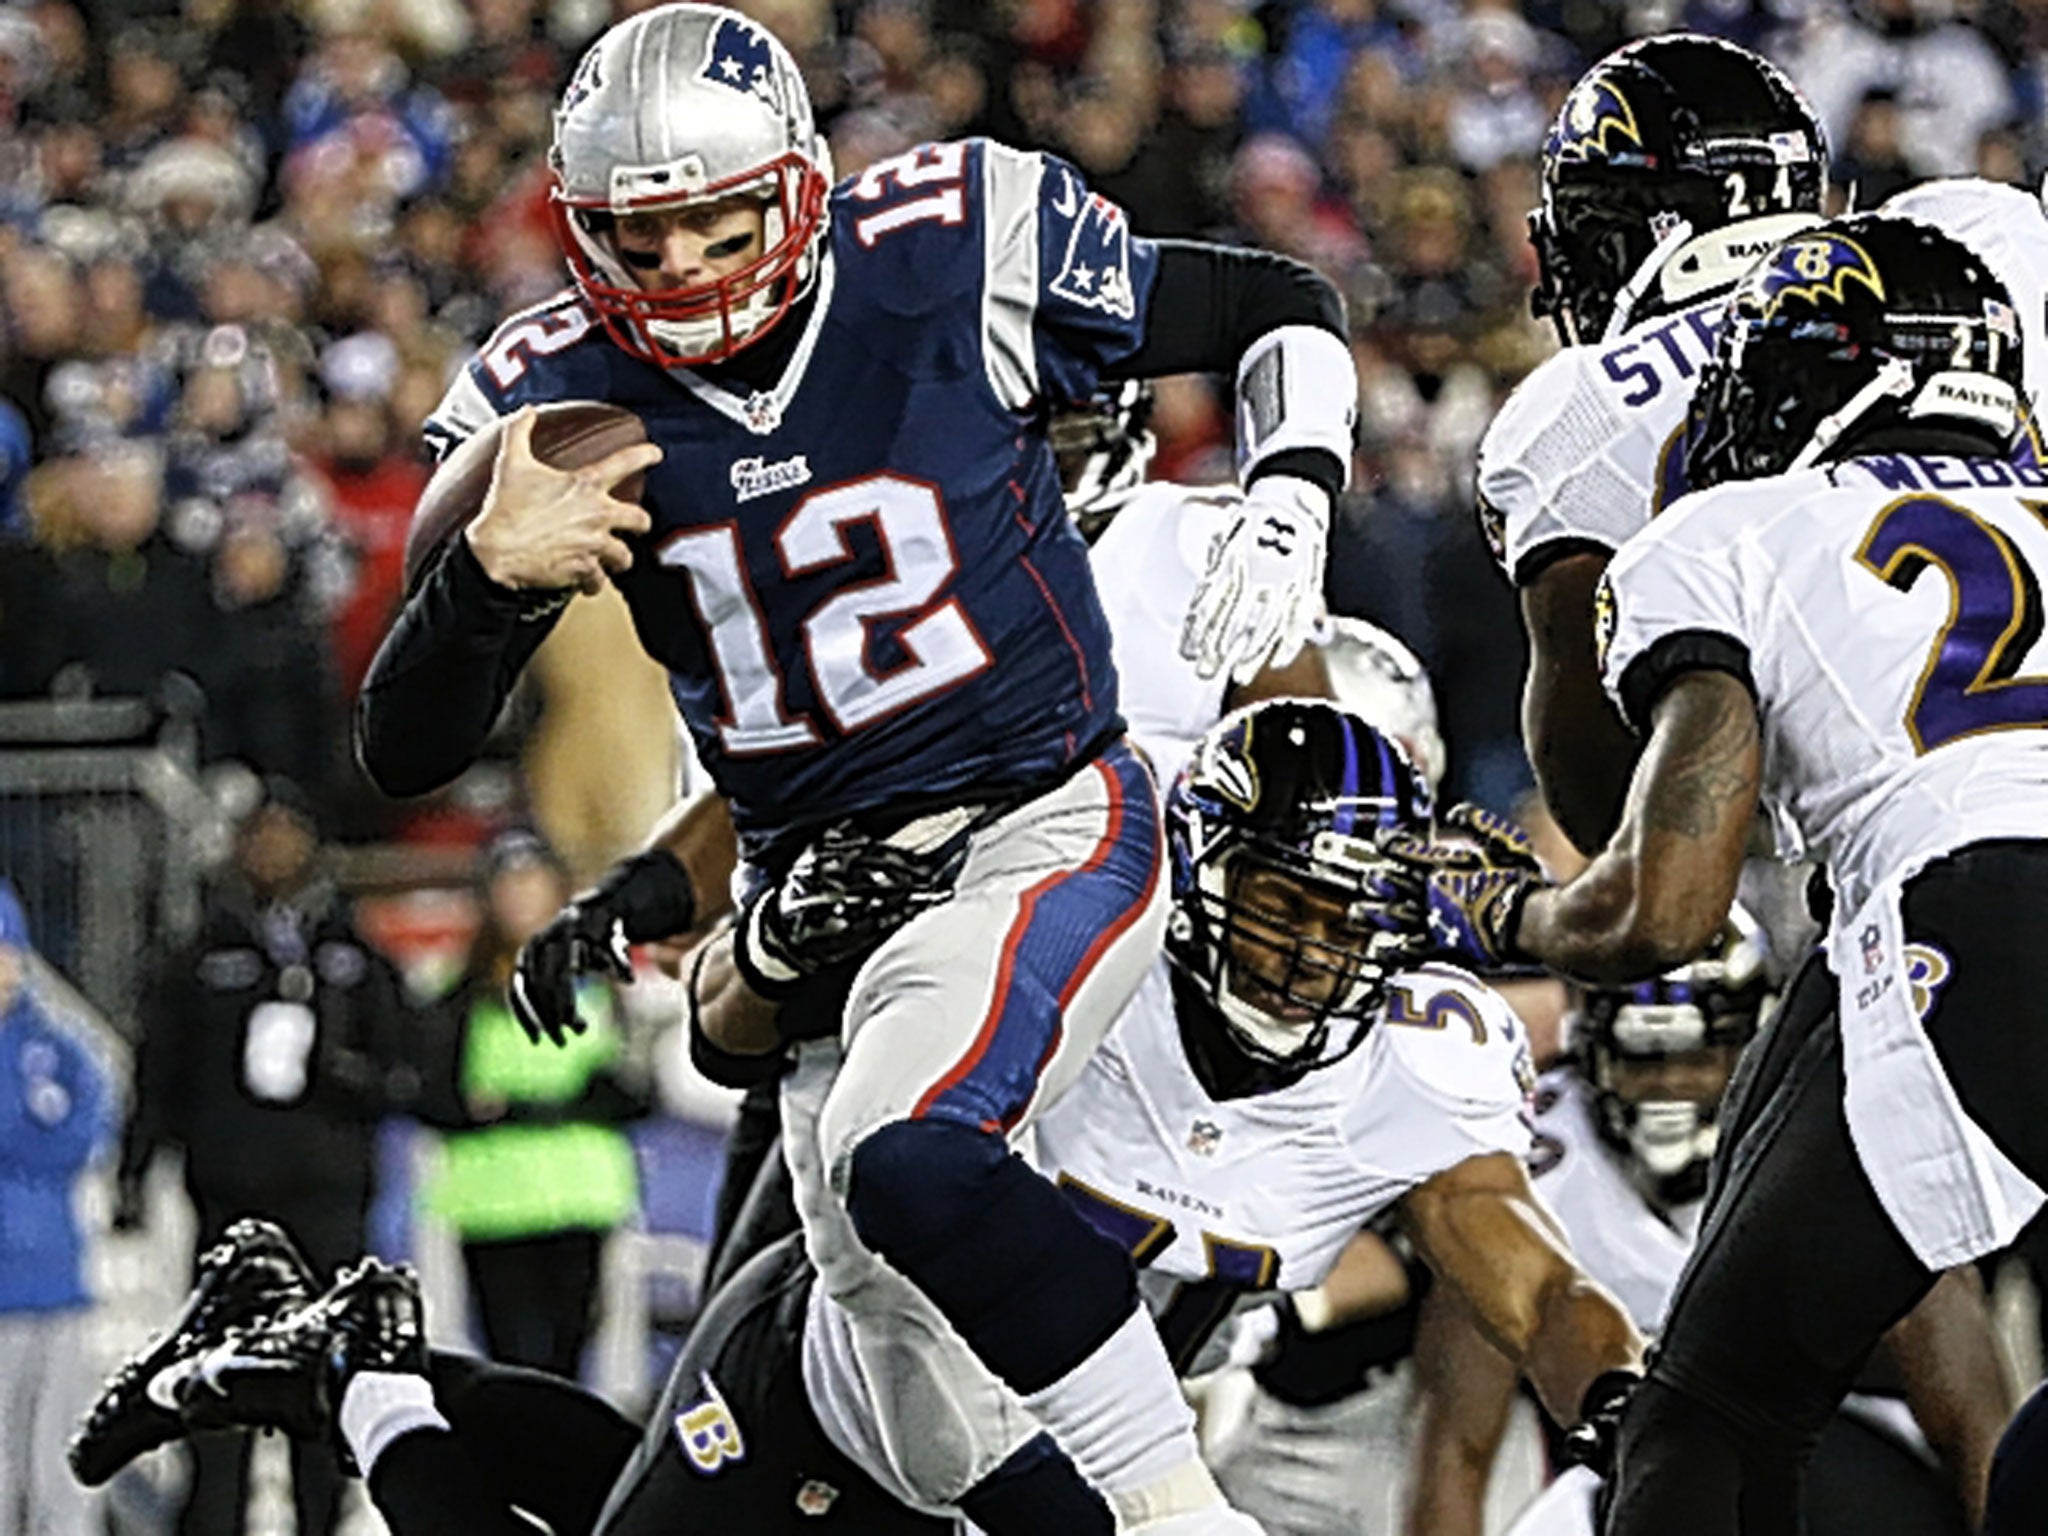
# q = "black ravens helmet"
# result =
<box><xmin>1686</xmin><ymin>214</ymin><xmax>2027</xmax><ymax>489</ymax></box>
<box><xmin>1165</xmin><ymin>698</ymin><xmax>1434</xmax><ymax>1096</ymax></box>
<box><xmin>1574</xmin><ymin>921</ymin><xmax>1771</xmax><ymax>1206</ymax></box>
<box><xmin>1531</xmin><ymin>34</ymin><xmax>1827</xmax><ymax>346</ymax></box>
<box><xmin>1051</xmin><ymin>380</ymin><xmax>1156</xmax><ymax>540</ymax></box>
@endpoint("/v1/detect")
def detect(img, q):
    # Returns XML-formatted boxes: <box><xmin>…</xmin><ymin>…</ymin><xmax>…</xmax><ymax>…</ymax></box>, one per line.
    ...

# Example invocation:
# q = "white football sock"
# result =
<box><xmin>339</xmin><ymin>1371</ymin><xmax>450</xmax><ymax>1476</ymax></box>
<box><xmin>1020</xmin><ymin>1305</ymin><xmax>1216</xmax><ymax>1511</ymax></box>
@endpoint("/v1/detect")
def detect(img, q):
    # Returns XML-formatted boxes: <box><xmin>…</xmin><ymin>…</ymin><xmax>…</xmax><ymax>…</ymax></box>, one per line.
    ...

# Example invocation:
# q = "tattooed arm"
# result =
<box><xmin>1512</xmin><ymin>669</ymin><xmax>1759</xmax><ymax>984</ymax></box>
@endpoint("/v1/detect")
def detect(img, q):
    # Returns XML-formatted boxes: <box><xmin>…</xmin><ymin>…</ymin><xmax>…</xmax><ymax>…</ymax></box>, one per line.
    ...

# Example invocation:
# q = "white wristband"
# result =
<box><xmin>1235</xmin><ymin>324</ymin><xmax>1358</xmax><ymax>487</ymax></box>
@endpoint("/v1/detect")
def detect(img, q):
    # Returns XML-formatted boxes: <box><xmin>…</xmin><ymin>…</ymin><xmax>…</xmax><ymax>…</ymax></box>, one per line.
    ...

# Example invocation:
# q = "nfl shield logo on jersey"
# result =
<box><xmin>796</xmin><ymin>1479</ymin><xmax>840</xmax><ymax>1517</ymax></box>
<box><xmin>1188</xmin><ymin>1118</ymin><xmax>1224</xmax><ymax>1156</ymax></box>
<box><xmin>1860</xmin><ymin>923</ymin><xmax>1884</xmax><ymax>974</ymax></box>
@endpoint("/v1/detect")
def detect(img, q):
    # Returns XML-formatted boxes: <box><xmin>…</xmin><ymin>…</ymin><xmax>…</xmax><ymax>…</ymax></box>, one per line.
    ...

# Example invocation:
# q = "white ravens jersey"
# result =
<box><xmin>1089</xmin><ymin>480</ymin><xmax>1243</xmax><ymax>786</ymax></box>
<box><xmin>1600</xmin><ymin>452</ymin><xmax>2048</xmax><ymax>918</ymax></box>
<box><xmin>1525</xmin><ymin>1072</ymin><xmax>1698</xmax><ymax>1334</ymax></box>
<box><xmin>1031</xmin><ymin>958</ymin><xmax>1533</xmax><ymax>1369</ymax></box>
<box><xmin>1476</xmin><ymin>295</ymin><xmax>1723</xmax><ymax>586</ymax></box>
<box><xmin>1883</xmin><ymin>177</ymin><xmax>2048</xmax><ymax>427</ymax></box>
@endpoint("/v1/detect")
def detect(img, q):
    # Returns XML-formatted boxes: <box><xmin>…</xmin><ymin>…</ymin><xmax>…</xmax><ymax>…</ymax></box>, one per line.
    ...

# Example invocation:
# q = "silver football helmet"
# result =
<box><xmin>548</xmin><ymin>4</ymin><xmax>833</xmax><ymax>367</ymax></box>
<box><xmin>1315</xmin><ymin>618</ymin><xmax>1446</xmax><ymax>792</ymax></box>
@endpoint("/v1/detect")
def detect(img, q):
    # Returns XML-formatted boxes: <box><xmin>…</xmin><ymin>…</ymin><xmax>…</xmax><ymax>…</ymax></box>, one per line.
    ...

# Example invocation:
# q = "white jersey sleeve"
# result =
<box><xmin>1476</xmin><ymin>304</ymin><xmax>1715</xmax><ymax>585</ymax></box>
<box><xmin>1341</xmin><ymin>964</ymin><xmax>1534</xmax><ymax>1182</ymax></box>
<box><xmin>1596</xmin><ymin>487</ymin><xmax>1758</xmax><ymax>734</ymax></box>
<box><xmin>1089</xmin><ymin>481</ymin><xmax>1241</xmax><ymax>785</ymax></box>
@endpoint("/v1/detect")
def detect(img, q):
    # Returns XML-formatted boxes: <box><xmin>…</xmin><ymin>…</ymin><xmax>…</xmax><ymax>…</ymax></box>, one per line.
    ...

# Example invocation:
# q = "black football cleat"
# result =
<box><xmin>177</xmin><ymin>1258</ymin><xmax>428</xmax><ymax>1472</ymax></box>
<box><xmin>70</xmin><ymin>1218</ymin><xmax>316</xmax><ymax>1487</ymax></box>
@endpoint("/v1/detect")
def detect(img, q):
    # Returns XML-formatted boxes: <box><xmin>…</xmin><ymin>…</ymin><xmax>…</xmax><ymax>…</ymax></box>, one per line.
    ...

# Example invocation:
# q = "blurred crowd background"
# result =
<box><xmin>4</xmin><ymin>0</ymin><xmax>2048</xmax><ymax>1531</ymax></box>
<box><xmin>5</xmin><ymin>0</ymin><xmax>2047</xmax><ymax>827</ymax></box>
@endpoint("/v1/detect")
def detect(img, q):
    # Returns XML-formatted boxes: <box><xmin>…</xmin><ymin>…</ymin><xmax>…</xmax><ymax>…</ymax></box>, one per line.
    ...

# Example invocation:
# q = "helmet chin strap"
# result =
<box><xmin>1601</xmin><ymin>217</ymin><xmax>1695</xmax><ymax>344</ymax></box>
<box><xmin>1787</xmin><ymin>355</ymin><xmax>1917</xmax><ymax>472</ymax></box>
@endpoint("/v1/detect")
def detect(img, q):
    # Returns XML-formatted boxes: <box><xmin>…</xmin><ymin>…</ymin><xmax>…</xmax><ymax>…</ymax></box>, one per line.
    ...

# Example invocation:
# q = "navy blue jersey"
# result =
<box><xmin>428</xmin><ymin>140</ymin><xmax>1160</xmax><ymax>841</ymax></box>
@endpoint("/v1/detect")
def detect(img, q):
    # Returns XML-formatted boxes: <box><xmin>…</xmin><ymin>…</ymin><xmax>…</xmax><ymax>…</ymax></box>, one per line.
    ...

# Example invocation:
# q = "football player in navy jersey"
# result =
<box><xmin>355</xmin><ymin>5</ymin><xmax>1358</xmax><ymax>1529</ymax></box>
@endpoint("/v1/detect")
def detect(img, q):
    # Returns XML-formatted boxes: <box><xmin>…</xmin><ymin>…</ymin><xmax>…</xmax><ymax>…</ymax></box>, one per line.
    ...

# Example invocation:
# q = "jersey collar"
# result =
<box><xmin>666</xmin><ymin>251</ymin><xmax>837</xmax><ymax>437</ymax></box>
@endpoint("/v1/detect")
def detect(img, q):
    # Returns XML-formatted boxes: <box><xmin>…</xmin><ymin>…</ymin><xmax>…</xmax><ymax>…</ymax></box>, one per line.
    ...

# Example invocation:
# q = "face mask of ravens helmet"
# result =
<box><xmin>1686</xmin><ymin>213</ymin><xmax>2027</xmax><ymax>490</ymax></box>
<box><xmin>1530</xmin><ymin>34</ymin><xmax>1826</xmax><ymax>347</ymax></box>
<box><xmin>1574</xmin><ymin>919</ymin><xmax>1771</xmax><ymax>1207</ymax></box>
<box><xmin>1165</xmin><ymin>699</ymin><xmax>1434</xmax><ymax>1098</ymax></box>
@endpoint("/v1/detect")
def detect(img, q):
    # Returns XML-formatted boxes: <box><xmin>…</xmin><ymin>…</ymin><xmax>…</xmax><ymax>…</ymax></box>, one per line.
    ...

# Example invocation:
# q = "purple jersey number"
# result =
<box><xmin>1855</xmin><ymin>493</ymin><xmax>2048</xmax><ymax>753</ymax></box>
<box><xmin>1057</xmin><ymin>1172</ymin><xmax>1279</xmax><ymax>1370</ymax></box>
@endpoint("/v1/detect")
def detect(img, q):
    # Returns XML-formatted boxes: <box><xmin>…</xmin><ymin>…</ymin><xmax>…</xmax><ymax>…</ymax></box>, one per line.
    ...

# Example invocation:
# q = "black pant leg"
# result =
<box><xmin>463</xmin><ymin>1232</ymin><xmax>602</xmax><ymax>1378</ymax></box>
<box><xmin>1607</xmin><ymin>988</ymin><xmax>1935</xmax><ymax>1536</ymax></box>
<box><xmin>425</xmin><ymin>1351</ymin><xmax>640</xmax><ymax>1535</ymax></box>
<box><xmin>705</xmin><ymin>1072</ymin><xmax>800</xmax><ymax>1295</ymax></box>
<box><xmin>594</xmin><ymin>1234</ymin><xmax>951</xmax><ymax>1536</ymax></box>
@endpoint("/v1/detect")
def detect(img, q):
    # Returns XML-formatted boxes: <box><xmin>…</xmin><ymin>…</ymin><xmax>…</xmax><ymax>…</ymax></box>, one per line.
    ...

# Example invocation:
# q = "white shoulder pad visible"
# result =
<box><xmin>422</xmin><ymin>367</ymin><xmax>499</xmax><ymax>462</ymax></box>
<box><xmin>1477</xmin><ymin>344</ymin><xmax>1664</xmax><ymax>585</ymax></box>
<box><xmin>1093</xmin><ymin>481</ymin><xmax>1241</xmax><ymax>786</ymax></box>
<box><xmin>1344</xmin><ymin>965</ymin><xmax>1533</xmax><ymax>1180</ymax></box>
<box><xmin>980</xmin><ymin>140</ymin><xmax>1046</xmax><ymax>411</ymax></box>
<box><xmin>1596</xmin><ymin>481</ymin><xmax>1766</xmax><ymax>728</ymax></box>
<box><xmin>1374</xmin><ymin>965</ymin><xmax>1533</xmax><ymax>1113</ymax></box>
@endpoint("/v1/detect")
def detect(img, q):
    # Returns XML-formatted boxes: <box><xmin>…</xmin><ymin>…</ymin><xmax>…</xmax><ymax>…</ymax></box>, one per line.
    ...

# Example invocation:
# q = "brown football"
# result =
<box><xmin>402</xmin><ymin>401</ymin><xmax>651</xmax><ymax>594</ymax></box>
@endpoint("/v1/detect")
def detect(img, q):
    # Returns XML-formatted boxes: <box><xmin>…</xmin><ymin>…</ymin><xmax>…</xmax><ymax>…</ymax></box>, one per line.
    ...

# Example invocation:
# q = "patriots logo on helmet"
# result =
<box><xmin>1550</xmin><ymin>73</ymin><xmax>1645</xmax><ymax>164</ymax></box>
<box><xmin>1746</xmin><ymin>233</ymin><xmax>1886</xmax><ymax>322</ymax></box>
<box><xmin>700</xmin><ymin>16</ymin><xmax>779</xmax><ymax>110</ymax></box>
<box><xmin>561</xmin><ymin>48</ymin><xmax>602</xmax><ymax>115</ymax></box>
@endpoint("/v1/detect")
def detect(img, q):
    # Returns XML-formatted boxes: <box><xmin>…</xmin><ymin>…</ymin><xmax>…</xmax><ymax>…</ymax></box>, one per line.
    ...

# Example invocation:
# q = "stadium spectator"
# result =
<box><xmin>419</xmin><ymin>831</ymin><xmax>648</xmax><ymax>1380</ymax></box>
<box><xmin>113</xmin><ymin>777</ymin><xmax>417</xmax><ymax>1536</ymax></box>
<box><xmin>0</xmin><ymin>877</ymin><xmax>113</xmax><ymax>1536</ymax></box>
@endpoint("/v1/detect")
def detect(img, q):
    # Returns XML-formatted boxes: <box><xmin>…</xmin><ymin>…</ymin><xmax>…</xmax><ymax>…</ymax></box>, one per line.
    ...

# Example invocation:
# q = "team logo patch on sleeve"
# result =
<box><xmin>1049</xmin><ymin>172</ymin><xmax>1137</xmax><ymax>320</ymax></box>
<box><xmin>1592</xmin><ymin>573</ymin><xmax>1619</xmax><ymax>674</ymax></box>
<box><xmin>673</xmin><ymin>1372</ymin><xmax>745</xmax><ymax>1474</ymax></box>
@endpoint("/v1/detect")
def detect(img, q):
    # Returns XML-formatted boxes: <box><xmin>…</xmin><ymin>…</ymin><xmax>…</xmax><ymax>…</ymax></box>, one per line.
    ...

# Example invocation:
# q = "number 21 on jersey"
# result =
<box><xmin>660</xmin><ymin>473</ymin><xmax>993</xmax><ymax>755</ymax></box>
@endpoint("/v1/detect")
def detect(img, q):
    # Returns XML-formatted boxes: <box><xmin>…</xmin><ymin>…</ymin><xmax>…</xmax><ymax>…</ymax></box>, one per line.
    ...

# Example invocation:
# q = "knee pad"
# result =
<box><xmin>845</xmin><ymin>1119</ymin><xmax>1135</xmax><ymax>1391</ymax></box>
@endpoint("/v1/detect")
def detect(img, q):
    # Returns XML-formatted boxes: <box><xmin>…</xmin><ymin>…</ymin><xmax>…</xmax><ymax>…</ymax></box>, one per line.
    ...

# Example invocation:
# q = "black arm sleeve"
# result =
<box><xmin>1111</xmin><ymin>240</ymin><xmax>1348</xmax><ymax>498</ymax></box>
<box><xmin>353</xmin><ymin>536</ymin><xmax>565</xmax><ymax>798</ymax></box>
<box><xmin>1114</xmin><ymin>240</ymin><xmax>1346</xmax><ymax>377</ymax></box>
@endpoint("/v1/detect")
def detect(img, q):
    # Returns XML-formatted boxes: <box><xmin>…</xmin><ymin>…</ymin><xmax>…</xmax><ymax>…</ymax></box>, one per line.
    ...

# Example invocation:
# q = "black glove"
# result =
<box><xmin>732</xmin><ymin>813</ymin><xmax>974</xmax><ymax>999</ymax></box>
<box><xmin>1562</xmin><ymin>1368</ymin><xmax>1641</xmax><ymax>1483</ymax></box>
<box><xmin>511</xmin><ymin>848</ymin><xmax>697</xmax><ymax>1046</ymax></box>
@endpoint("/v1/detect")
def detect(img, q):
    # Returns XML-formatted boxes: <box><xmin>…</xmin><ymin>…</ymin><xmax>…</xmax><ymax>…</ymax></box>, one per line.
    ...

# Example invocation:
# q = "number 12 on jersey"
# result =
<box><xmin>660</xmin><ymin>472</ymin><xmax>993</xmax><ymax>755</ymax></box>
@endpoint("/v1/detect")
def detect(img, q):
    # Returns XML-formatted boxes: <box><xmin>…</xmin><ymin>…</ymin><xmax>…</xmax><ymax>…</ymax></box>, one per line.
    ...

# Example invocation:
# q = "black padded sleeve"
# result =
<box><xmin>1615</xmin><ymin>629</ymin><xmax>1757</xmax><ymax>737</ymax></box>
<box><xmin>1111</xmin><ymin>241</ymin><xmax>1349</xmax><ymax>499</ymax></box>
<box><xmin>353</xmin><ymin>536</ymin><xmax>564</xmax><ymax>797</ymax></box>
